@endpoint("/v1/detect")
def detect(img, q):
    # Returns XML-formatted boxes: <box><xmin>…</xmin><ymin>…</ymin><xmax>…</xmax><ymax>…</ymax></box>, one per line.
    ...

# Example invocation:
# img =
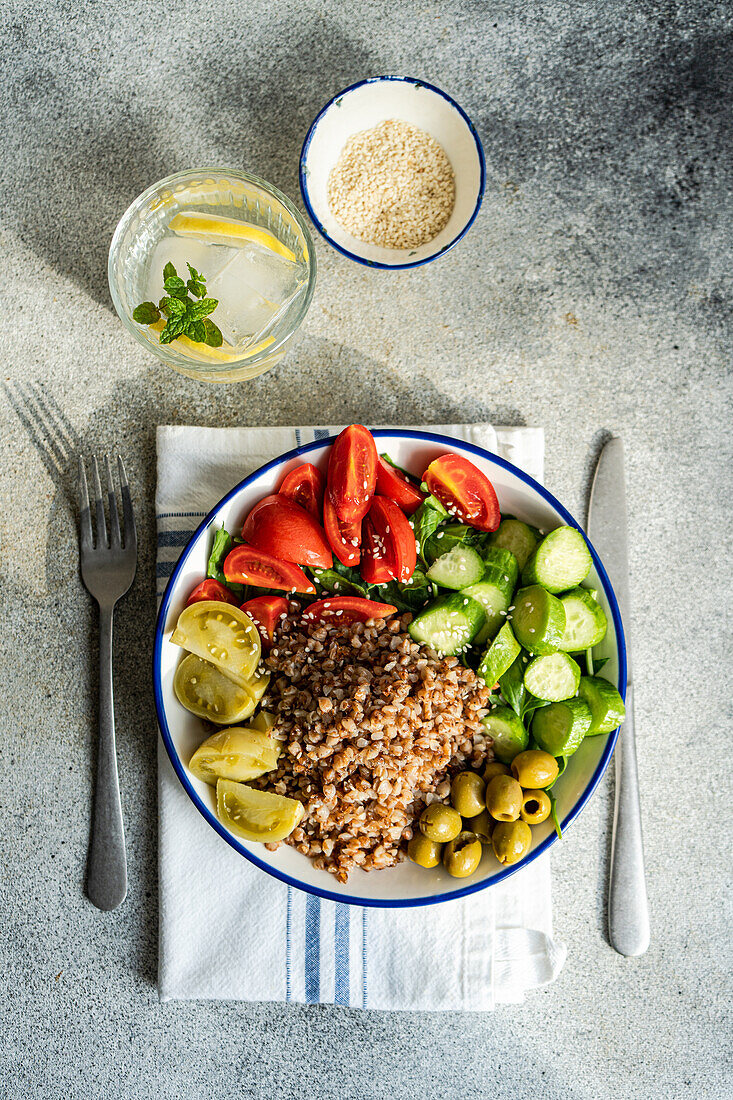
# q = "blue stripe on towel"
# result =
<box><xmin>304</xmin><ymin>894</ymin><xmax>321</xmax><ymax>1003</ymax></box>
<box><xmin>285</xmin><ymin>886</ymin><xmax>293</xmax><ymax>1003</ymax></box>
<box><xmin>157</xmin><ymin>529</ymin><xmax>196</xmax><ymax>547</ymax></box>
<box><xmin>295</xmin><ymin>427</ymin><xmax>302</xmax><ymax>446</ymax></box>
<box><xmin>156</xmin><ymin>561</ymin><xmax>177</xmax><ymax>578</ymax></box>
<box><xmin>314</xmin><ymin>427</ymin><xmax>330</xmax><ymax>441</ymax></box>
<box><xmin>362</xmin><ymin>910</ymin><xmax>368</xmax><ymax>1008</ymax></box>
<box><xmin>333</xmin><ymin>904</ymin><xmax>350</xmax><ymax>1006</ymax></box>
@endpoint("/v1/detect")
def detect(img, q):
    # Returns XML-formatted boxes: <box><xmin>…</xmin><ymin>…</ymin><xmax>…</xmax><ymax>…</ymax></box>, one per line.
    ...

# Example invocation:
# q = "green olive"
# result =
<box><xmin>520</xmin><ymin>789</ymin><xmax>552</xmax><ymax>825</ymax></box>
<box><xmin>483</xmin><ymin>760</ymin><xmax>511</xmax><ymax>783</ymax></box>
<box><xmin>491</xmin><ymin>820</ymin><xmax>532</xmax><ymax>865</ymax></box>
<box><xmin>511</xmin><ymin>749</ymin><xmax>559</xmax><ymax>789</ymax></box>
<box><xmin>407</xmin><ymin>833</ymin><xmax>442</xmax><ymax>868</ymax></box>
<box><xmin>443</xmin><ymin>831</ymin><xmax>483</xmax><ymax>878</ymax></box>
<box><xmin>450</xmin><ymin>771</ymin><xmax>486</xmax><ymax>818</ymax></box>
<box><xmin>420</xmin><ymin>802</ymin><xmax>462</xmax><ymax>843</ymax></box>
<box><xmin>471</xmin><ymin>808</ymin><xmax>493</xmax><ymax>842</ymax></box>
<box><xmin>485</xmin><ymin>774</ymin><xmax>523</xmax><ymax>822</ymax></box>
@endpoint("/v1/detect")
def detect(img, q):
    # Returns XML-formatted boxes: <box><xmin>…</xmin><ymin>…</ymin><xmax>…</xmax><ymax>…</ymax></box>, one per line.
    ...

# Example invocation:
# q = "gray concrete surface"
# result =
<box><xmin>1</xmin><ymin>1</ymin><xmax>731</xmax><ymax>1097</ymax></box>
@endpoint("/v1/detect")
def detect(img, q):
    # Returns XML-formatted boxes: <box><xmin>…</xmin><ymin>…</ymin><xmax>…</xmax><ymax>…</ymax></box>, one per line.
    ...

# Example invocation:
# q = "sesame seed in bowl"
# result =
<box><xmin>300</xmin><ymin>77</ymin><xmax>485</xmax><ymax>269</ymax></box>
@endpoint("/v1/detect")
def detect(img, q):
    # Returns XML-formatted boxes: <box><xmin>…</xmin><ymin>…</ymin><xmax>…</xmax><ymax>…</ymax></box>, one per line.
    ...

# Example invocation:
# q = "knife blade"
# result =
<box><xmin>588</xmin><ymin>437</ymin><xmax>650</xmax><ymax>957</ymax></box>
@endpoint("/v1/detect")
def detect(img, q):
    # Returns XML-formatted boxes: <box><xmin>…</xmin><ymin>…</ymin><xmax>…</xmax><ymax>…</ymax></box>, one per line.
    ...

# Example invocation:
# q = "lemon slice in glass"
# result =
<box><xmin>189</xmin><ymin>726</ymin><xmax>281</xmax><ymax>785</ymax></box>
<box><xmin>216</xmin><ymin>779</ymin><xmax>304</xmax><ymax>843</ymax></box>
<box><xmin>168</xmin><ymin>211</ymin><xmax>296</xmax><ymax>263</ymax></box>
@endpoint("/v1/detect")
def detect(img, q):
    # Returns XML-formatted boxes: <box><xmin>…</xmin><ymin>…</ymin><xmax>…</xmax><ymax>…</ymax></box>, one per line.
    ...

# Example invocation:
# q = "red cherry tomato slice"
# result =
<box><xmin>323</xmin><ymin>495</ymin><xmax>361</xmax><ymax>567</ymax></box>
<box><xmin>240</xmin><ymin>595</ymin><xmax>290</xmax><ymax>647</ymax></box>
<box><xmin>186</xmin><ymin>578</ymin><xmax>239</xmax><ymax>607</ymax></box>
<box><xmin>360</xmin><ymin>514</ymin><xmax>396</xmax><ymax>584</ymax></box>
<box><xmin>278</xmin><ymin>463</ymin><xmax>325</xmax><ymax>519</ymax></box>
<box><xmin>223</xmin><ymin>544</ymin><xmax>316</xmax><ymax>594</ymax></box>
<box><xmin>302</xmin><ymin>596</ymin><xmax>397</xmax><ymax>625</ymax></box>
<box><xmin>375</xmin><ymin>457</ymin><xmax>425</xmax><ymax>515</ymax></box>
<box><xmin>367</xmin><ymin>496</ymin><xmax>417</xmax><ymax>583</ymax></box>
<box><xmin>327</xmin><ymin>424</ymin><xmax>378</xmax><ymax>523</ymax></box>
<box><xmin>242</xmin><ymin>494</ymin><xmax>332</xmax><ymax>568</ymax></box>
<box><xmin>423</xmin><ymin>454</ymin><xmax>500</xmax><ymax>531</ymax></box>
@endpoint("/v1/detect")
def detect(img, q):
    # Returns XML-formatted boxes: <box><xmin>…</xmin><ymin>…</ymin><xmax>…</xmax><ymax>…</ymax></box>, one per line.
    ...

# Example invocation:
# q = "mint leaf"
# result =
<box><xmin>202</xmin><ymin>319</ymin><xmax>223</xmax><ymax>347</ymax></box>
<box><xmin>132</xmin><ymin>301</ymin><xmax>160</xmax><ymax>324</ymax></box>
<box><xmin>186</xmin><ymin>263</ymin><xmax>206</xmax><ymax>298</ymax></box>
<box><xmin>166</xmin><ymin>297</ymin><xmax>187</xmax><ymax>318</ymax></box>
<box><xmin>189</xmin><ymin>297</ymin><xmax>218</xmax><ymax>320</ymax></box>
<box><xmin>164</xmin><ymin>275</ymin><xmax>185</xmax><ymax>291</ymax></box>
<box><xmin>159</xmin><ymin>326</ymin><xmax>176</xmax><ymax>344</ymax></box>
<box><xmin>163</xmin><ymin>261</ymin><xmax>178</xmax><ymax>282</ymax></box>
<box><xmin>188</xmin><ymin>319</ymin><xmax>206</xmax><ymax>343</ymax></box>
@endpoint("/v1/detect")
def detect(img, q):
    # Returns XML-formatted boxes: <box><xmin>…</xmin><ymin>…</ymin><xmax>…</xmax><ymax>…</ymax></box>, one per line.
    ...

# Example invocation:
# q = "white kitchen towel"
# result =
<box><xmin>156</xmin><ymin>423</ymin><xmax>566</xmax><ymax>1009</ymax></box>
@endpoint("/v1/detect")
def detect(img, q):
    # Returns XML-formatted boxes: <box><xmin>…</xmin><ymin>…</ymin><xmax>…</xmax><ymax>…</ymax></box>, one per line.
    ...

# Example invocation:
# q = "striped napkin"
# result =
<box><xmin>155</xmin><ymin>424</ymin><xmax>566</xmax><ymax>1009</ymax></box>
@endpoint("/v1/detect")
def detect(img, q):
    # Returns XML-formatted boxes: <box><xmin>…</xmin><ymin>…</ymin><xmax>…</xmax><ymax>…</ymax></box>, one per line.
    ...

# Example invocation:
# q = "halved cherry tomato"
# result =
<box><xmin>375</xmin><ymin>456</ymin><xmax>425</xmax><ymax>515</ymax></box>
<box><xmin>278</xmin><ymin>463</ymin><xmax>325</xmax><ymax>519</ymax></box>
<box><xmin>240</xmin><ymin>595</ymin><xmax>290</xmax><ymax>647</ymax></box>
<box><xmin>327</xmin><ymin>424</ymin><xmax>378</xmax><ymax>523</ymax></box>
<box><xmin>186</xmin><ymin>578</ymin><xmax>239</xmax><ymax>607</ymax></box>
<box><xmin>223</xmin><ymin>544</ymin><xmax>316</xmax><ymax>594</ymax></box>
<box><xmin>367</xmin><ymin>496</ymin><xmax>417</xmax><ymax>583</ymax></box>
<box><xmin>302</xmin><ymin>596</ymin><xmax>397</xmax><ymax>625</ymax></box>
<box><xmin>323</xmin><ymin>496</ymin><xmax>361</xmax><ymax>567</ymax></box>
<box><xmin>423</xmin><ymin>454</ymin><xmax>500</xmax><ymax>531</ymax></box>
<box><xmin>242</xmin><ymin>494</ymin><xmax>332</xmax><ymax>568</ymax></box>
<box><xmin>360</xmin><ymin>514</ymin><xmax>396</xmax><ymax>584</ymax></box>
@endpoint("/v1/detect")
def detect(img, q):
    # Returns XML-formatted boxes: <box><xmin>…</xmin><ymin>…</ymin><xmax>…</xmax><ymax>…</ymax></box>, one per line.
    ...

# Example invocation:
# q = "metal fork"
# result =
<box><xmin>78</xmin><ymin>456</ymin><xmax>137</xmax><ymax>910</ymax></box>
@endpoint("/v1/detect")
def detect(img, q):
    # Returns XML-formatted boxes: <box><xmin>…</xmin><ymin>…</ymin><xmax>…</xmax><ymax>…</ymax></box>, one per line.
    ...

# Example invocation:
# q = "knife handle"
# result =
<box><xmin>608</xmin><ymin>683</ymin><xmax>650</xmax><ymax>956</ymax></box>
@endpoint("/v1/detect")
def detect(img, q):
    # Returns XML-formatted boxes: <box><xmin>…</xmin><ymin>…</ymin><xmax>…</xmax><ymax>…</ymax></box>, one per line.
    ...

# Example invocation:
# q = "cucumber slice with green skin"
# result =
<box><xmin>558</xmin><ymin>588</ymin><xmax>608</xmax><ymax>651</ymax></box>
<box><xmin>481</xmin><ymin>705</ymin><xmax>529</xmax><ymax>763</ymax></box>
<box><xmin>524</xmin><ymin>652</ymin><xmax>581</xmax><ymax>701</ymax></box>
<box><xmin>578</xmin><ymin>675</ymin><xmax>626</xmax><ymax>735</ymax></box>
<box><xmin>489</xmin><ymin>519</ymin><xmax>540</xmax><ymax>570</ymax></box>
<box><xmin>511</xmin><ymin>585</ymin><xmax>566</xmax><ymax>654</ymax></box>
<box><xmin>478</xmin><ymin>622</ymin><xmax>521</xmax><ymax>688</ymax></box>
<box><xmin>532</xmin><ymin>698</ymin><xmax>592</xmax><ymax>756</ymax></box>
<box><xmin>423</xmin><ymin>523</ymin><xmax>481</xmax><ymax>565</ymax></box>
<box><xmin>427</xmin><ymin>544</ymin><xmax>485</xmax><ymax>590</ymax></box>
<box><xmin>481</xmin><ymin>546</ymin><xmax>520</xmax><ymax>589</ymax></box>
<box><xmin>521</xmin><ymin>526</ymin><xmax>592</xmax><ymax>593</ymax></box>
<box><xmin>409</xmin><ymin>593</ymin><xmax>485</xmax><ymax>656</ymax></box>
<box><xmin>463</xmin><ymin>575</ymin><xmax>512</xmax><ymax>645</ymax></box>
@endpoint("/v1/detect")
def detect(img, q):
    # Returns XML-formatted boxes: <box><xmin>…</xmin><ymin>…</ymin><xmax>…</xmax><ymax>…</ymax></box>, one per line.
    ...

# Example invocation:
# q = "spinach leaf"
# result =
<box><xmin>380</xmin><ymin>567</ymin><xmax>432</xmax><ymax>612</ymax></box>
<box><xmin>310</xmin><ymin>566</ymin><xmax>370</xmax><ymax>598</ymax></box>
<box><xmin>410</xmin><ymin>496</ymin><xmax>448</xmax><ymax>565</ymax></box>
<box><xmin>423</xmin><ymin>522</ymin><xmax>490</xmax><ymax>565</ymax></box>
<box><xmin>206</xmin><ymin>527</ymin><xmax>243</xmax><ymax>597</ymax></box>
<box><xmin>547</xmin><ymin>789</ymin><xmax>563</xmax><ymax>839</ymax></box>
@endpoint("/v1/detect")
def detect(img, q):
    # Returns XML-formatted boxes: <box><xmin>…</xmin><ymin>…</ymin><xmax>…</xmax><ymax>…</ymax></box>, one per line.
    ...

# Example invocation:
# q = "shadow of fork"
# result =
<box><xmin>3</xmin><ymin>380</ymin><xmax>83</xmax><ymax>508</ymax></box>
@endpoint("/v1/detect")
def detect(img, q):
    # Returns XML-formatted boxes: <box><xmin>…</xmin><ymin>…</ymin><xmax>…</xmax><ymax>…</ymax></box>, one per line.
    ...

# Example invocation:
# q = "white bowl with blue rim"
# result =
<box><xmin>153</xmin><ymin>430</ymin><xmax>626</xmax><ymax>909</ymax></box>
<box><xmin>299</xmin><ymin>77</ymin><xmax>485</xmax><ymax>269</ymax></box>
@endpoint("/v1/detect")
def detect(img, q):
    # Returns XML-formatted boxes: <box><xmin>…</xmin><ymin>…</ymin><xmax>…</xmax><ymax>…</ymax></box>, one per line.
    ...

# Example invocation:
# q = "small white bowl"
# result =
<box><xmin>299</xmin><ymin>77</ymin><xmax>485</xmax><ymax>269</ymax></box>
<box><xmin>153</xmin><ymin>430</ymin><xmax>626</xmax><ymax>909</ymax></box>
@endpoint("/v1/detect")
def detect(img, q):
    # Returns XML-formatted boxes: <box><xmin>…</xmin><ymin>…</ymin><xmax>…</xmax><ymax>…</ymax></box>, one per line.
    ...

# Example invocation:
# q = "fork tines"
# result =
<box><xmin>78</xmin><ymin>455</ymin><xmax>136</xmax><ymax>552</ymax></box>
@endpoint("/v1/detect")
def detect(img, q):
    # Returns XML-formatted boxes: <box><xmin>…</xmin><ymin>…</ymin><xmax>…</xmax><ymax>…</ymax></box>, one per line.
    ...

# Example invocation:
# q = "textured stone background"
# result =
<box><xmin>0</xmin><ymin>1</ymin><xmax>731</xmax><ymax>1097</ymax></box>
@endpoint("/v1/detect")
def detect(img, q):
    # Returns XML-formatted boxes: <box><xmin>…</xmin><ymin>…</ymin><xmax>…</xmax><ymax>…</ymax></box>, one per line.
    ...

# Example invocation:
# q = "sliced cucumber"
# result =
<box><xmin>511</xmin><ymin>585</ymin><xmax>566</xmax><ymax>654</ymax></box>
<box><xmin>481</xmin><ymin>546</ymin><xmax>520</xmax><ymax>590</ymax></box>
<box><xmin>578</xmin><ymin>676</ymin><xmax>626</xmax><ymax>735</ymax></box>
<box><xmin>524</xmin><ymin>652</ymin><xmax>581</xmax><ymax>702</ymax></box>
<box><xmin>558</xmin><ymin>588</ymin><xmax>607</xmax><ymax>651</ymax></box>
<box><xmin>532</xmin><ymin>698</ymin><xmax>592</xmax><ymax>756</ymax></box>
<box><xmin>481</xmin><ymin>705</ymin><xmax>529</xmax><ymax>763</ymax></box>
<box><xmin>462</xmin><ymin>550</ymin><xmax>518</xmax><ymax>645</ymax></box>
<box><xmin>409</xmin><ymin>593</ymin><xmax>485</xmax><ymax>656</ymax></box>
<box><xmin>423</xmin><ymin>523</ymin><xmax>480</xmax><ymax>565</ymax></box>
<box><xmin>488</xmin><ymin>518</ymin><xmax>539</xmax><ymax>570</ymax></box>
<box><xmin>521</xmin><ymin>526</ymin><xmax>592</xmax><ymax>593</ymax></box>
<box><xmin>427</xmin><ymin>544</ymin><xmax>485</xmax><ymax>590</ymax></box>
<box><xmin>478</xmin><ymin>622</ymin><xmax>521</xmax><ymax>688</ymax></box>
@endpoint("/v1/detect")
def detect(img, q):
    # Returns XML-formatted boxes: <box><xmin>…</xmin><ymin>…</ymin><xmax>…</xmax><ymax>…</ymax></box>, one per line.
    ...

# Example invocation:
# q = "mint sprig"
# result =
<box><xmin>132</xmin><ymin>261</ymin><xmax>223</xmax><ymax>348</ymax></box>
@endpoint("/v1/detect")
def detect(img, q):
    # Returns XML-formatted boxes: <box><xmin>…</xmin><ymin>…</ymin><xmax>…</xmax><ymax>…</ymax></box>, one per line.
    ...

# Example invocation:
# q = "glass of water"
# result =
<box><xmin>109</xmin><ymin>168</ymin><xmax>316</xmax><ymax>383</ymax></box>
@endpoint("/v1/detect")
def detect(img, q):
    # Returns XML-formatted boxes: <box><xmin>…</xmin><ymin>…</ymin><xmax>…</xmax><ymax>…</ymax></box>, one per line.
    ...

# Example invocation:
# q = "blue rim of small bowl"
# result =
<box><xmin>299</xmin><ymin>77</ymin><xmax>486</xmax><ymax>270</ymax></box>
<box><xmin>153</xmin><ymin>429</ymin><xmax>627</xmax><ymax>908</ymax></box>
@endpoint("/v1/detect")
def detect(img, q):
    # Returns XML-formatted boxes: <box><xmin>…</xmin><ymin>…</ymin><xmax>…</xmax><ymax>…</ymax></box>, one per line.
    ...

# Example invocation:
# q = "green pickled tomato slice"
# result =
<box><xmin>216</xmin><ymin>779</ymin><xmax>304</xmax><ymax>843</ymax></box>
<box><xmin>170</xmin><ymin>600</ymin><xmax>261</xmax><ymax>685</ymax></box>
<box><xmin>188</xmin><ymin>726</ymin><xmax>281</xmax><ymax>785</ymax></box>
<box><xmin>174</xmin><ymin>653</ymin><xmax>259</xmax><ymax>724</ymax></box>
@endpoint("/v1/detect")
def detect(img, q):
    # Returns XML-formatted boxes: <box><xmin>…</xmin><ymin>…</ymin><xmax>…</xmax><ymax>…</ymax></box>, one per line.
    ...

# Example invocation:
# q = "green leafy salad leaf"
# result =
<box><xmin>206</xmin><ymin>528</ymin><xmax>243</xmax><ymax>597</ymax></box>
<box><xmin>410</xmin><ymin>495</ymin><xmax>448</xmax><ymax>566</ymax></box>
<box><xmin>133</xmin><ymin>261</ymin><xmax>224</xmax><ymax>348</ymax></box>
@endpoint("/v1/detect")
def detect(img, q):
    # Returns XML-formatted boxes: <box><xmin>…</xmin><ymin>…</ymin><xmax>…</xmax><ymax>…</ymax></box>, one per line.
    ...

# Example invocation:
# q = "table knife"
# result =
<box><xmin>587</xmin><ymin>437</ymin><xmax>650</xmax><ymax>957</ymax></box>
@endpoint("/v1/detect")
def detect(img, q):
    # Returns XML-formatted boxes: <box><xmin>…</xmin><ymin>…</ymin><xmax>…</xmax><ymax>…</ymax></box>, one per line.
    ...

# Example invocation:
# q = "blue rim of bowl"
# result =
<box><xmin>153</xmin><ymin>429</ymin><xmax>627</xmax><ymax>908</ymax></box>
<box><xmin>299</xmin><ymin>77</ymin><xmax>486</xmax><ymax>270</ymax></box>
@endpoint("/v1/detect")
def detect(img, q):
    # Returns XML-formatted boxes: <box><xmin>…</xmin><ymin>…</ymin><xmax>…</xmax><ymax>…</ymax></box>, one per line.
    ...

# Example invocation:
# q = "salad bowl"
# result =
<box><xmin>153</xmin><ymin>430</ymin><xmax>626</xmax><ymax>908</ymax></box>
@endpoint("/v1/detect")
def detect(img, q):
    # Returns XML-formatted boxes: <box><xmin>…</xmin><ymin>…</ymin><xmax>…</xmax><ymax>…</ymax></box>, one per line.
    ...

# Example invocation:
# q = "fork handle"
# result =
<box><xmin>87</xmin><ymin>604</ymin><xmax>127</xmax><ymax>910</ymax></box>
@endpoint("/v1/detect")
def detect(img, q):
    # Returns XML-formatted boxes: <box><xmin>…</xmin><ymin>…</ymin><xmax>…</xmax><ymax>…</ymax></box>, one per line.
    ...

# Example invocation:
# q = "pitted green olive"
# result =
<box><xmin>520</xmin><ymin>789</ymin><xmax>552</xmax><ymax>825</ymax></box>
<box><xmin>443</xmin><ymin>831</ymin><xmax>483</xmax><ymax>878</ymax></box>
<box><xmin>419</xmin><ymin>802</ymin><xmax>462</xmax><ymax>843</ymax></box>
<box><xmin>511</xmin><ymin>749</ymin><xmax>559</xmax><ymax>789</ymax></box>
<box><xmin>483</xmin><ymin>760</ymin><xmax>510</xmax><ymax>783</ymax></box>
<box><xmin>471</xmin><ymin>809</ymin><xmax>493</xmax><ymax>842</ymax></box>
<box><xmin>450</xmin><ymin>771</ymin><xmax>486</xmax><ymax>818</ymax></box>
<box><xmin>491</xmin><ymin>820</ymin><xmax>532</xmax><ymax>865</ymax></box>
<box><xmin>407</xmin><ymin>833</ymin><xmax>442</xmax><ymax>868</ymax></box>
<box><xmin>485</xmin><ymin>774</ymin><xmax>523</xmax><ymax>822</ymax></box>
